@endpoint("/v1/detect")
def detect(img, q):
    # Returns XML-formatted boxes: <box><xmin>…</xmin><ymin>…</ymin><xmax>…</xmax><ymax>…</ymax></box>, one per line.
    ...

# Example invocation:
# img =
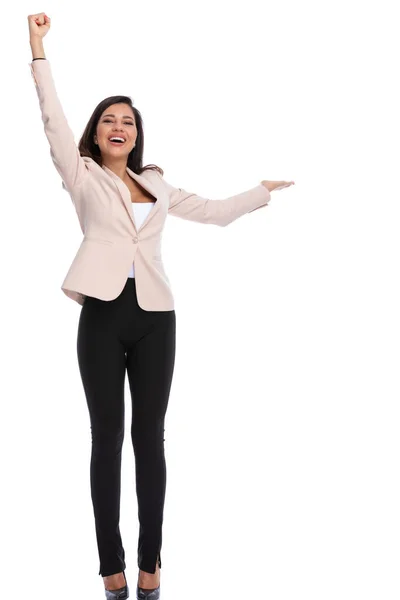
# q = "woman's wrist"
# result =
<box><xmin>30</xmin><ymin>37</ymin><xmax>46</xmax><ymax>60</ymax></box>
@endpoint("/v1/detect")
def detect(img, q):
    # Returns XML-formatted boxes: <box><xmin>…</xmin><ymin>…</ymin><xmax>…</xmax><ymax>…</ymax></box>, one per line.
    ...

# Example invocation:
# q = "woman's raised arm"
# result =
<box><xmin>28</xmin><ymin>13</ymin><xmax>89</xmax><ymax>193</ymax></box>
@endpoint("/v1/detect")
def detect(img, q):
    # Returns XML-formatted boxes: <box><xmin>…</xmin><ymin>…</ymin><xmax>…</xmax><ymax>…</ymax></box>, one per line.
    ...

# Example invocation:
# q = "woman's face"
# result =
<box><xmin>95</xmin><ymin>103</ymin><xmax>137</xmax><ymax>159</ymax></box>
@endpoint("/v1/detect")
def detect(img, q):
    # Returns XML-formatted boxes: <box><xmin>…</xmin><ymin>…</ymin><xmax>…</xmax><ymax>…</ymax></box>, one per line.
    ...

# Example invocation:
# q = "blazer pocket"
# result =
<box><xmin>84</xmin><ymin>236</ymin><xmax>114</xmax><ymax>246</ymax></box>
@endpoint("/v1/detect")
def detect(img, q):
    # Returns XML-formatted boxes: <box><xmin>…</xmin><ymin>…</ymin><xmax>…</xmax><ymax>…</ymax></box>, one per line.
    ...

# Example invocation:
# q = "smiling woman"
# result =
<box><xmin>28</xmin><ymin>10</ymin><xmax>291</xmax><ymax>599</ymax></box>
<box><xmin>83</xmin><ymin>103</ymin><xmax>164</xmax><ymax>181</ymax></box>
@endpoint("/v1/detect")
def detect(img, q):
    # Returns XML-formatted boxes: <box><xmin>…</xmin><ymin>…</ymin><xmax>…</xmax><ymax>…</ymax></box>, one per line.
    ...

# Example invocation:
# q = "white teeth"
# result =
<box><xmin>109</xmin><ymin>137</ymin><xmax>125</xmax><ymax>142</ymax></box>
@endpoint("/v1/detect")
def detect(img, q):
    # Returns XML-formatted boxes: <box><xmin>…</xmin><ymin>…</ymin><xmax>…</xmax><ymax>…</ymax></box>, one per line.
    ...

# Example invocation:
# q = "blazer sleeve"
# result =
<box><xmin>29</xmin><ymin>58</ymin><xmax>89</xmax><ymax>193</ymax></box>
<box><xmin>154</xmin><ymin>171</ymin><xmax>271</xmax><ymax>227</ymax></box>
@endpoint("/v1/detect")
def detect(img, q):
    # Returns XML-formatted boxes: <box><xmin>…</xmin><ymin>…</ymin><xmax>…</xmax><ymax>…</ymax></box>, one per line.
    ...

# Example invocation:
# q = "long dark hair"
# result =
<box><xmin>77</xmin><ymin>95</ymin><xmax>163</xmax><ymax>176</ymax></box>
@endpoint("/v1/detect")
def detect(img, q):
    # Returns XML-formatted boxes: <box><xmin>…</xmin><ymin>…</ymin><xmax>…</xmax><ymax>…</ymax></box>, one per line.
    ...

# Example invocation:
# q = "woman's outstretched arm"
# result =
<box><xmin>28</xmin><ymin>13</ymin><xmax>89</xmax><ymax>194</ymax></box>
<box><xmin>154</xmin><ymin>170</ymin><xmax>272</xmax><ymax>227</ymax></box>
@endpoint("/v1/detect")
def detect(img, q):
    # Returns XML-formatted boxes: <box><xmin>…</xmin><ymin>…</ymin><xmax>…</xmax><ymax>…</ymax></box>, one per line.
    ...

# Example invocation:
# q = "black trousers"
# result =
<box><xmin>76</xmin><ymin>277</ymin><xmax>176</xmax><ymax>577</ymax></box>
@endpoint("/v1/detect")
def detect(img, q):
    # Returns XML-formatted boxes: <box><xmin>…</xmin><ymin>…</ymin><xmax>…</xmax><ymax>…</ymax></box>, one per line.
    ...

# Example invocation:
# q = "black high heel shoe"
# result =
<box><xmin>136</xmin><ymin>584</ymin><xmax>160</xmax><ymax>600</ymax></box>
<box><xmin>104</xmin><ymin>570</ymin><xmax>129</xmax><ymax>600</ymax></box>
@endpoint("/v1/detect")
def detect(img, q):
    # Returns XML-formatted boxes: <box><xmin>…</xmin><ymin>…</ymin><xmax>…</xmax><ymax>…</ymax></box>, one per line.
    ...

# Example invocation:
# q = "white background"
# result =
<box><xmin>2</xmin><ymin>1</ymin><xmax>399</xmax><ymax>598</ymax></box>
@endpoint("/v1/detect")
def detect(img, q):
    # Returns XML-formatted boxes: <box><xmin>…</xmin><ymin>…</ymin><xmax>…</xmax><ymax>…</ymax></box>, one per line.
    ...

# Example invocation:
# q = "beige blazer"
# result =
<box><xmin>29</xmin><ymin>59</ymin><xmax>271</xmax><ymax>311</ymax></box>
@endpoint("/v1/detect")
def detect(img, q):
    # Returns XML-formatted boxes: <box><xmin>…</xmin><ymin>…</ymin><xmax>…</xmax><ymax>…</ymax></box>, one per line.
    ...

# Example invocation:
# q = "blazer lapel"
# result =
<box><xmin>102</xmin><ymin>165</ymin><xmax>160</xmax><ymax>232</ymax></box>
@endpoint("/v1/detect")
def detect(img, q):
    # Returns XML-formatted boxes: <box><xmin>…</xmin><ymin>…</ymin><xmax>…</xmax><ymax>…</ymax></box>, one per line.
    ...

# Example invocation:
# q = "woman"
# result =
<box><xmin>28</xmin><ymin>12</ymin><xmax>294</xmax><ymax>600</ymax></box>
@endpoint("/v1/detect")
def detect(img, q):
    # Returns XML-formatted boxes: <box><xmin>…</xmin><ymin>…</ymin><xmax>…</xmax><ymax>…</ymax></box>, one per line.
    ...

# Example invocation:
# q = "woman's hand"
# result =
<box><xmin>28</xmin><ymin>12</ymin><xmax>51</xmax><ymax>40</ymax></box>
<box><xmin>261</xmin><ymin>180</ymin><xmax>295</xmax><ymax>193</ymax></box>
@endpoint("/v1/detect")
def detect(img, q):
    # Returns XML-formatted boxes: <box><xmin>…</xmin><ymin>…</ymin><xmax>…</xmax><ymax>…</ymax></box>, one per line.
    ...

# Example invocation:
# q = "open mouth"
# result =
<box><xmin>108</xmin><ymin>137</ymin><xmax>126</xmax><ymax>146</ymax></box>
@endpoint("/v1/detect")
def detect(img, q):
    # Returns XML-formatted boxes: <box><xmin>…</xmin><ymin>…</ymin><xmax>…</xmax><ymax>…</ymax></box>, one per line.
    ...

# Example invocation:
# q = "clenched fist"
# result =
<box><xmin>27</xmin><ymin>12</ymin><xmax>51</xmax><ymax>40</ymax></box>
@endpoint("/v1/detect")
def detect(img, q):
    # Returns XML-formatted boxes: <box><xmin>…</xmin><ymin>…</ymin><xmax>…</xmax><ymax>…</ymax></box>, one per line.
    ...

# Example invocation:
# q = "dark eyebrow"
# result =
<box><xmin>102</xmin><ymin>113</ymin><xmax>135</xmax><ymax>120</ymax></box>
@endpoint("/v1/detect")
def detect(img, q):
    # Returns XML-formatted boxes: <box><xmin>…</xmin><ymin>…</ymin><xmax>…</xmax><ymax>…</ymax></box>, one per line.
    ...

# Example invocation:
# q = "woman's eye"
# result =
<box><xmin>103</xmin><ymin>119</ymin><xmax>134</xmax><ymax>125</ymax></box>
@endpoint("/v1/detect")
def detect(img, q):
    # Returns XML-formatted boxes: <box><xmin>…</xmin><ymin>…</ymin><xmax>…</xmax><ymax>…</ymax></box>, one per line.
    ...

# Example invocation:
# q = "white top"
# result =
<box><xmin>127</xmin><ymin>202</ymin><xmax>155</xmax><ymax>278</ymax></box>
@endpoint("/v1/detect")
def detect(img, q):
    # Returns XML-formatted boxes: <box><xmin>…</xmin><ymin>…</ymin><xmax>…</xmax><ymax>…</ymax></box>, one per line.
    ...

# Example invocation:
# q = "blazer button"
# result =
<box><xmin>132</xmin><ymin>236</ymin><xmax>138</xmax><ymax>243</ymax></box>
